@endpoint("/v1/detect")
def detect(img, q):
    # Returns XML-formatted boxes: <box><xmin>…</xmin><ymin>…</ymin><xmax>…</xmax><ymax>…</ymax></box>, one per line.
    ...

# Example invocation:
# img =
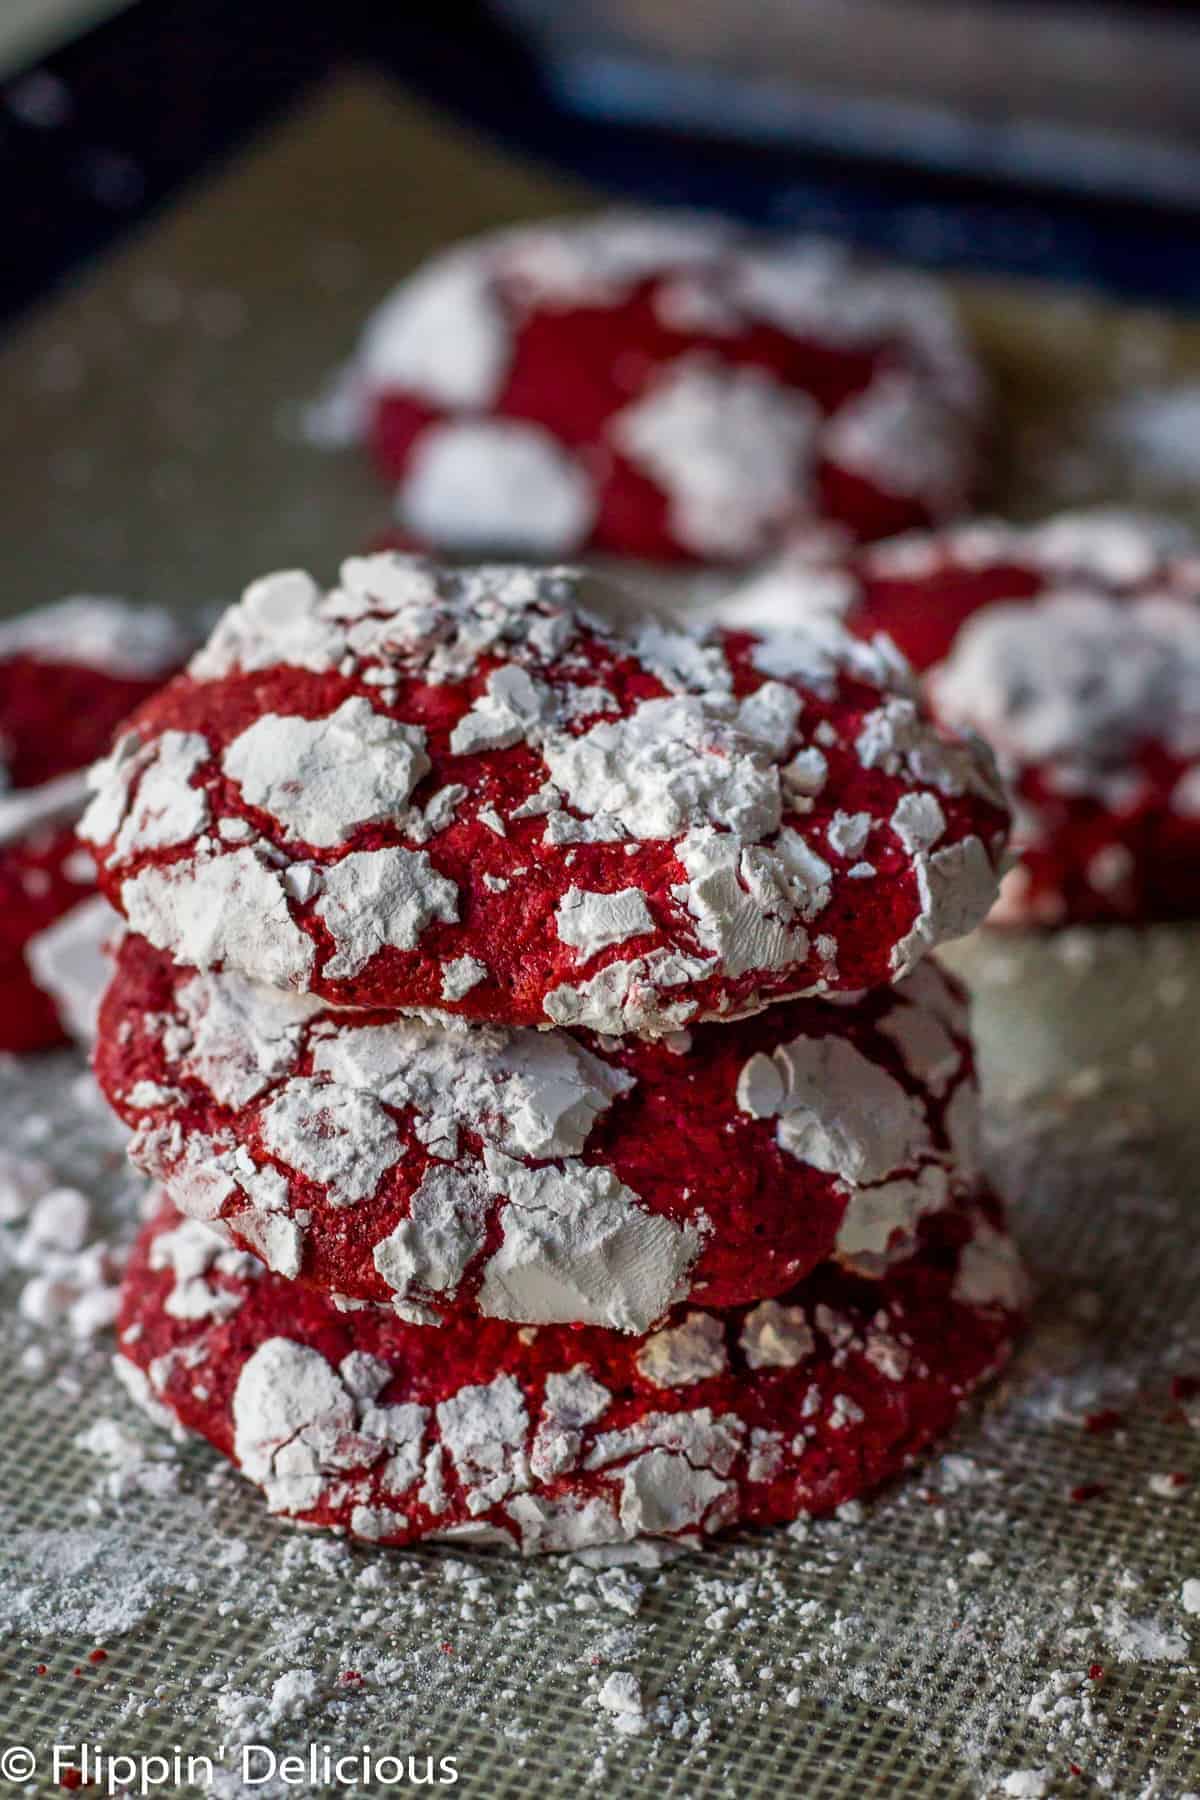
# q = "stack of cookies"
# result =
<box><xmin>92</xmin><ymin>554</ymin><xmax>1027</xmax><ymax>1553</ymax></box>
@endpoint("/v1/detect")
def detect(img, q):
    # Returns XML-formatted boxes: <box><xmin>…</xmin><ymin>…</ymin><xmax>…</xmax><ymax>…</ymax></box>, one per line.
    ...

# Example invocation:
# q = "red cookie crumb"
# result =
<box><xmin>82</xmin><ymin>557</ymin><xmax>1007</xmax><ymax>1030</ymax></box>
<box><xmin>97</xmin><ymin>932</ymin><xmax>982</xmax><ymax>1325</ymax></box>
<box><xmin>322</xmin><ymin>213</ymin><xmax>984</xmax><ymax>563</ymax></box>
<box><xmin>1083</xmin><ymin>1409</ymin><xmax>1123</xmax><ymax>1435</ymax></box>
<box><xmin>721</xmin><ymin>511</ymin><xmax>1200</xmax><ymax>927</ymax></box>
<box><xmin>0</xmin><ymin>598</ymin><xmax>190</xmax><ymax>1051</ymax></box>
<box><xmin>115</xmin><ymin>1191</ymin><xmax>1026</xmax><ymax>1553</ymax></box>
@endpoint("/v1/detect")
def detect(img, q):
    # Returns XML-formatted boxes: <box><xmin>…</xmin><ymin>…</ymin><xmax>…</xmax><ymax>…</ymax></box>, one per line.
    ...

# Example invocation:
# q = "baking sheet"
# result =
<box><xmin>2</xmin><ymin>75</ymin><xmax>1200</xmax><ymax>1799</ymax></box>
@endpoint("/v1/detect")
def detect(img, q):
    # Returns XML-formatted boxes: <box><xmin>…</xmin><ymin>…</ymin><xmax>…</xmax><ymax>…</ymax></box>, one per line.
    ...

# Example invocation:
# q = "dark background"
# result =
<box><xmin>2</xmin><ymin>0</ymin><xmax>1199</xmax><ymax>328</ymax></box>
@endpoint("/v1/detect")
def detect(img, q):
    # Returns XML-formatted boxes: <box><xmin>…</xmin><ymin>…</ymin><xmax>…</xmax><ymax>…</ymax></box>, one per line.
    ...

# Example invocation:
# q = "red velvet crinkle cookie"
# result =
<box><xmin>721</xmin><ymin>511</ymin><xmax>1200</xmax><ymax>926</ymax></box>
<box><xmin>321</xmin><ymin>212</ymin><xmax>984</xmax><ymax>563</ymax></box>
<box><xmin>81</xmin><ymin>557</ymin><xmax>1008</xmax><ymax>1030</ymax></box>
<box><xmin>116</xmin><ymin>1192</ymin><xmax>1025</xmax><ymax>1551</ymax></box>
<box><xmin>0</xmin><ymin>597</ymin><xmax>190</xmax><ymax>1051</ymax></box>
<box><xmin>98</xmin><ymin>932</ymin><xmax>981</xmax><ymax>1326</ymax></box>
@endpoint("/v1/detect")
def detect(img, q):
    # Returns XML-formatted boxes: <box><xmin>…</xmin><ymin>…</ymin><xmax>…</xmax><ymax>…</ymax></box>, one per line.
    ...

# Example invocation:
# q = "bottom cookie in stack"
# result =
<box><xmin>115</xmin><ymin>1192</ymin><xmax>1026</xmax><ymax>1554</ymax></box>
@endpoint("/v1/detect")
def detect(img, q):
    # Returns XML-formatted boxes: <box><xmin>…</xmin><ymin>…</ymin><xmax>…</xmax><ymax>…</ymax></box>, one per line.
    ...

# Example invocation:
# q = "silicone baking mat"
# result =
<box><xmin>2</xmin><ymin>76</ymin><xmax>1200</xmax><ymax>1799</ymax></box>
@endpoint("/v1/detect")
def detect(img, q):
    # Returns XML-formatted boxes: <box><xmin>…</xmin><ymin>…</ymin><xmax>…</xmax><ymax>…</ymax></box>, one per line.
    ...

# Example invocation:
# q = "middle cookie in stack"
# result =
<box><xmin>90</xmin><ymin>555</ymin><xmax>1022</xmax><ymax>1549</ymax></box>
<box><xmin>98</xmin><ymin>938</ymin><xmax>980</xmax><ymax>1325</ymax></box>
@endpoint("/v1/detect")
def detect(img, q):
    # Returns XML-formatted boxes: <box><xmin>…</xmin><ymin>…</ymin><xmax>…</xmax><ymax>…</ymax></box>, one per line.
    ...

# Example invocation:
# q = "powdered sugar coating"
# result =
<box><xmin>119</xmin><ymin>846</ymin><xmax>316</xmax><ymax>989</ymax></box>
<box><xmin>332</xmin><ymin>211</ymin><xmax>983</xmax><ymax>561</ymax></box>
<box><xmin>610</xmin><ymin>358</ymin><xmax>820</xmax><ymax>560</ymax></box>
<box><xmin>724</xmin><ymin>510</ymin><xmax>1200</xmax><ymax>925</ymax></box>
<box><xmin>932</xmin><ymin>593</ymin><xmax>1200</xmax><ymax>776</ymax></box>
<box><xmin>24</xmin><ymin>894</ymin><xmax>120</xmax><ymax>1045</ymax></box>
<box><xmin>85</xmin><ymin>556</ymin><xmax>1008</xmax><ymax>1023</ymax></box>
<box><xmin>401</xmin><ymin>419</ymin><xmax>597</xmax><ymax>555</ymax></box>
<box><xmin>97</xmin><ymin>934</ymin><xmax>982</xmax><ymax>1321</ymax></box>
<box><xmin>0</xmin><ymin>595</ymin><xmax>190</xmax><ymax>682</ymax></box>
<box><xmin>116</xmin><ymin>1189</ymin><xmax>1024</xmax><ymax>1551</ymax></box>
<box><xmin>222</xmin><ymin>700</ymin><xmax>430</xmax><ymax>848</ymax></box>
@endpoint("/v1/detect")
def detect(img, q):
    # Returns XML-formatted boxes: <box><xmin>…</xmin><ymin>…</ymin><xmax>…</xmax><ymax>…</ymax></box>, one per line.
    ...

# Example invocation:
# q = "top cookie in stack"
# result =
<box><xmin>80</xmin><ymin>556</ymin><xmax>1007</xmax><ymax>1033</ymax></box>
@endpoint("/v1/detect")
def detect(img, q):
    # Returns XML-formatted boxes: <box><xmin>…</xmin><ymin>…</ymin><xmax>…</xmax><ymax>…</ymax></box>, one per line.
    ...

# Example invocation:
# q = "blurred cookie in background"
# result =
<box><xmin>717</xmin><ymin>512</ymin><xmax>1200</xmax><ymax>928</ymax></box>
<box><xmin>313</xmin><ymin>211</ymin><xmax>986</xmax><ymax>567</ymax></box>
<box><xmin>0</xmin><ymin>597</ymin><xmax>190</xmax><ymax>1051</ymax></box>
